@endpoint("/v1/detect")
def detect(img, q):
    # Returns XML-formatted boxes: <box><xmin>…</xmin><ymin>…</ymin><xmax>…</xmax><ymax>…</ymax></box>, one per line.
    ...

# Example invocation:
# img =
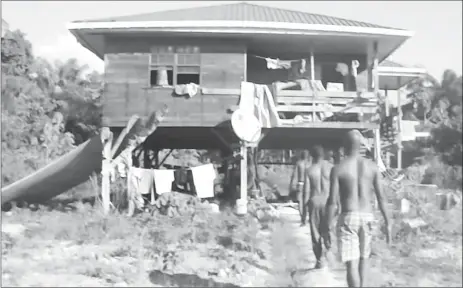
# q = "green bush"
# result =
<box><xmin>422</xmin><ymin>157</ymin><xmax>462</xmax><ymax>190</ymax></box>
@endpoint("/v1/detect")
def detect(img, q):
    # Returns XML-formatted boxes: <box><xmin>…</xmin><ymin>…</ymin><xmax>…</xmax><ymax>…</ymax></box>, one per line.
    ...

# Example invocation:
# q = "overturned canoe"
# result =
<box><xmin>1</xmin><ymin>135</ymin><xmax>103</xmax><ymax>205</ymax></box>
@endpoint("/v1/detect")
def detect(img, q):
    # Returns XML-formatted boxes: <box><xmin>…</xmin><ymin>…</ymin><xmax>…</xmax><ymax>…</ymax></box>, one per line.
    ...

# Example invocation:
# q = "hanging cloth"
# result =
<box><xmin>265</xmin><ymin>58</ymin><xmax>292</xmax><ymax>70</ymax></box>
<box><xmin>190</xmin><ymin>164</ymin><xmax>216</xmax><ymax>199</ymax></box>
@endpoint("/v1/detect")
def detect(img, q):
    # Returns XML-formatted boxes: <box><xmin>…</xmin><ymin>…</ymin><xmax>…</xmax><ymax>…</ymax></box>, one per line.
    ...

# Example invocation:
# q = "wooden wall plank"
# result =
<box><xmin>104</xmin><ymin>53</ymin><xmax>150</xmax><ymax>85</ymax></box>
<box><xmin>201</xmin><ymin>51</ymin><xmax>245</xmax><ymax>89</ymax></box>
<box><xmin>103</xmin><ymin>36</ymin><xmax>245</xmax><ymax>127</ymax></box>
<box><xmin>106</xmin><ymin>87</ymin><xmax>239</xmax><ymax>127</ymax></box>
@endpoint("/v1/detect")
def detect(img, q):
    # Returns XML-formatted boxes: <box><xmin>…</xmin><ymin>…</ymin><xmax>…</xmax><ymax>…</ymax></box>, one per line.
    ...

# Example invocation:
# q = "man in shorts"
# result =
<box><xmin>289</xmin><ymin>150</ymin><xmax>311</xmax><ymax>226</ymax></box>
<box><xmin>324</xmin><ymin>130</ymin><xmax>391</xmax><ymax>287</ymax></box>
<box><xmin>306</xmin><ymin>145</ymin><xmax>333</xmax><ymax>269</ymax></box>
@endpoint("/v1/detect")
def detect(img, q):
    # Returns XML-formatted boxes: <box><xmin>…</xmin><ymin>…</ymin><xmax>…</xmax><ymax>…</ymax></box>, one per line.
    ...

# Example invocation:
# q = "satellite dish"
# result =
<box><xmin>231</xmin><ymin>109</ymin><xmax>262</xmax><ymax>144</ymax></box>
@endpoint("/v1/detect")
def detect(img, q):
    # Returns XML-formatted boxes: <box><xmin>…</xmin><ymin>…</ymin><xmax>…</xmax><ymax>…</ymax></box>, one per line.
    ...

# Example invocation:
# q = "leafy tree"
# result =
<box><xmin>407</xmin><ymin>70</ymin><xmax>462</xmax><ymax>124</ymax></box>
<box><xmin>1</xmin><ymin>28</ymin><xmax>103</xmax><ymax>186</ymax></box>
<box><xmin>406</xmin><ymin>69</ymin><xmax>462</xmax><ymax>169</ymax></box>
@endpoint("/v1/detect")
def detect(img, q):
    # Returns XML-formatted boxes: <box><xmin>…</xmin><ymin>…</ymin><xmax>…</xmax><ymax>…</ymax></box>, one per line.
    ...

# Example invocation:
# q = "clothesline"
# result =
<box><xmin>248</xmin><ymin>54</ymin><xmax>305</xmax><ymax>62</ymax></box>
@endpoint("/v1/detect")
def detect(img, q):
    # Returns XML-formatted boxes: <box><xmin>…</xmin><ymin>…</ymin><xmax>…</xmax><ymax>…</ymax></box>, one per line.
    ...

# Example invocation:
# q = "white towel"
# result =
<box><xmin>401</xmin><ymin>120</ymin><xmax>419</xmax><ymax>142</ymax></box>
<box><xmin>239</xmin><ymin>82</ymin><xmax>281</xmax><ymax>129</ymax></box>
<box><xmin>153</xmin><ymin>169</ymin><xmax>175</xmax><ymax>195</ymax></box>
<box><xmin>174</xmin><ymin>83</ymin><xmax>200</xmax><ymax>98</ymax></box>
<box><xmin>127</xmin><ymin>167</ymin><xmax>150</xmax><ymax>215</ymax></box>
<box><xmin>191</xmin><ymin>164</ymin><xmax>216</xmax><ymax>199</ymax></box>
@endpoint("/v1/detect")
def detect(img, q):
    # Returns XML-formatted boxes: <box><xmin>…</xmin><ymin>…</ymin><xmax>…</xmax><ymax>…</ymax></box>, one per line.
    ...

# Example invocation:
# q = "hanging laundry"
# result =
<box><xmin>351</xmin><ymin>60</ymin><xmax>360</xmax><ymax>78</ymax></box>
<box><xmin>265</xmin><ymin>58</ymin><xmax>292</xmax><ymax>70</ymax></box>
<box><xmin>191</xmin><ymin>164</ymin><xmax>216</xmax><ymax>199</ymax></box>
<box><xmin>401</xmin><ymin>121</ymin><xmax>419</xmax><ymax>141</ymax></box>
<box><xmin>300</xmin><ymin>59</ymin><xmax>307</xmax><ymax>74</ymax></box>
<box><xmin>240</xmin><ymin>82</ymin><xmax>281</xmax><ymax>129</ymax></box>
<box><xmin>173</xmin><ymin>168</ymin><xmax>195</xmax><ymax>194</ymax></box>
<box><xmin>254</xmin><ymin>84</ymin><xmax>281</xmax><ymax>128</ymax></box>
<box><xmin>174</xmin><ymin>83</ymin><xmax>200</xmax><ymax>98</ymax></box>
<box><xmin>174</xmin><ymin>169</ymin><xmax>189</xmax><ymax>186</ymax></box>
<box><xmin>153</xmin><ymin>169</ymin><xmax>175</xmax><ymax>195</ymax></box>
<box><xmin>127</xmin><ymin>167</ymin><xmax>154</xmax><ymax>216</ymax></box>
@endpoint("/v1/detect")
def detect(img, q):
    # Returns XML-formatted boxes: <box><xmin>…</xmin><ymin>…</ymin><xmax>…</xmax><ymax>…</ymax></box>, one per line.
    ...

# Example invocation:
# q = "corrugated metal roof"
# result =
<box><xmin>78</xmin><ymin>2</ymin><xmax>401</xmax><ymax>30</ymax></box>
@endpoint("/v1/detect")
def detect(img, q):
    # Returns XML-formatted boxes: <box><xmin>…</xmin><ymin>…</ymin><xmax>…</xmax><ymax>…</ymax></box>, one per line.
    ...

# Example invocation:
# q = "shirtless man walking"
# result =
<box><xmin>306</xmin><ymin>145</ymin><xmax>333</xmax><ymax>269</ymax></box>
<box><xmin>324</xmin><ymin>130</ymin><xmax>391</xmax><ymax>287</ymax></box>
<box><xmin>289</xmin><ymin>150</ymin><xmax>311</xmax><ymax>226</ymax></box>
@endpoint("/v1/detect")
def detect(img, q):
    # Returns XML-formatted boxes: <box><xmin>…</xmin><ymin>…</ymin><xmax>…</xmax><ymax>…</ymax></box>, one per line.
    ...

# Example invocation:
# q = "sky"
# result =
<box><xmin>2</xmin><ymin>1</ymin><xmax>462</xmax><ymax>79</ymax></box>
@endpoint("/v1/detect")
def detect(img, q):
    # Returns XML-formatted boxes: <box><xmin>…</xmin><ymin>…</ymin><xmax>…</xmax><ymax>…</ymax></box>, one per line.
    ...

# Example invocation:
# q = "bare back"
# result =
<box><xmin>307</xmin><ymin>160</ymin><xmax>333</xmax><ymax>204</ymax></box>
<box><xmin>334</xmin><ymin>156</ymin><xmax>377</xmax><ymax>213</ymax></box>
<box><xmin>296</xmin><ymin>160</ymin><xmax>311</xmax><ymax>183</ymax></box>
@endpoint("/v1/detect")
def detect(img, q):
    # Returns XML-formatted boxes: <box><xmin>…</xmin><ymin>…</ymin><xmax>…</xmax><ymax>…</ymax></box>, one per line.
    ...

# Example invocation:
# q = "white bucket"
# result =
<box><xmin>156</xmin><ymin>67</ymin><xmax>169</xmax><ymax>86</ymax></box>
<box><xmin>235</xmin><ymin>199</ymin><xmax>248</xmax><ymax>215</ymax></box>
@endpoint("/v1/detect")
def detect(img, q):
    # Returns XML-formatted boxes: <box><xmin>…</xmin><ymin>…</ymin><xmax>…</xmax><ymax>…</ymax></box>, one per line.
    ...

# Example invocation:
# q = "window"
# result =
<box><xmin>149</xmin><ymin>45</ymin><xmax>200</xmax><ymax>87</ymax></box>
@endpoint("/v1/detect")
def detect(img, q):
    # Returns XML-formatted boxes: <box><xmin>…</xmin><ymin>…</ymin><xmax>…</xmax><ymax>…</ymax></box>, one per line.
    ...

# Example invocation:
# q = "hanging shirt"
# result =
<box><xmin>153</xmin><ymin>169</ymin><xmax>175</xmax><ymax>195</ymax></box>
<box><xmin>127</xmin><ymin>167</ymin><xmax>154</xmax><ymax>215</ymax></box>
<box><xmin>191</xmin><ymin>164</ymin><xmax>216</xmax><ymax>199</ymax></box>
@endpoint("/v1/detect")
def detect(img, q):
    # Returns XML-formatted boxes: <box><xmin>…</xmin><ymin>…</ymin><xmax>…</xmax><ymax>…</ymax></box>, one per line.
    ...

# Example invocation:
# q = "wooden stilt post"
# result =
<box><xmin>237</xmin><ymin>142</ymin><xmax>248</xmax><ymax>215</ymax></box>
<box><xmin>367</xmin><ymin>52</ymin><xmax>373</xmax><ymax>92</ymax></box>
<box><xmin>310</xmin><ymin>50</ymin><xmax>316</xmax><ymax>121</ymax></box>
<box><xmin>373</xmin><ymin>41</ymin><xmax>379</xmax><ymax>96</ymax></box>
<box><xmin>385</xmin><ymin>88</ymin><xmax>389</xmax><ymax>117</ymax></box>
<box><xmin>397</xmin><ymin>77</ymin><xmax>403</xmax><ymax>170</ymax></box>
<box><xmin>374</xmin><ymin>128</ymin><xmax>381</xmax><ymax>166</ymax></box>
<box><xmin>310</xmin><ymin>50</ymin><xmax>315</xmax><ymax>81</ymax></box>
<box><xmin>373</xmin><ymin>128</ymin><xmax>381</xmax><ymax>210</ymax></box>
<box><xmin>101</xmin><ymin>125</ymin><xmax>113</xmax><ymax>215</ymax></box>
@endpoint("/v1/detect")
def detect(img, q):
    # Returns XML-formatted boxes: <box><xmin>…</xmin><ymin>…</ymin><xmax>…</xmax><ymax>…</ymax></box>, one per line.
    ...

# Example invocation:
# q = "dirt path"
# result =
<box><xmin>273</xmin><ymin>207</ymin><xmax>347</xmax><ymax>287</ymax></box>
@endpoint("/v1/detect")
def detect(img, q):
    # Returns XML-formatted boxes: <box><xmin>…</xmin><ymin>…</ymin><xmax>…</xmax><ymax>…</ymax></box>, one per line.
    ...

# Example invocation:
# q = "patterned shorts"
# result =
<box><xmin>337</xmin><ymin>212</ymin><xmax>374</xmax><ymax>263</ymax></box>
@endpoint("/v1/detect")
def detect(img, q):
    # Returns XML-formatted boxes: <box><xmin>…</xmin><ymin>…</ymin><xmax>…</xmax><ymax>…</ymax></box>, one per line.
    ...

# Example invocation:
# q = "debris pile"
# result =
<box><xmin>151</xmin><ymin>192</ymin><xmax>201</xmax><ymax>217</ymax></box>
<box><xmin>248</xmin><ymin>198</ymin><xmax>280</xmax><ymax>222</ymax></box>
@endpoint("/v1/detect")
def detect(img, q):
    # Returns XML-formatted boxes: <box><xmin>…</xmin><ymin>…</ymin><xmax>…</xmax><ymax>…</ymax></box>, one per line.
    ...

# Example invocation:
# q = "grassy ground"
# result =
<box><xmin>368</xmin><ymin>184</ymin><xmax>463</xmax><ymax>287</ymax></box>
<box><xmin>1</xmin><ymin>194</ymin><xmax>278</xmax><ymax>287</ymax></box>
<box><xmin>2</xmin><ymin>180</ymin><xmax>462</xmax><ymax>287</ymax></box>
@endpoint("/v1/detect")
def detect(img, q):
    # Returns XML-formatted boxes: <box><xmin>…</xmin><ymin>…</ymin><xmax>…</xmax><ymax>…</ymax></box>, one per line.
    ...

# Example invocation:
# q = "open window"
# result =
<box><xmin>176</xmin><ymin>66</ymin><xmax>200</xmax><ymax>85</ymax></box>
<box><xmin>150</xmin><ymin>47</ymin><xmax>175</xmax><ymax>87</ymax></box>
<box><xmin>149</xmin><ymin>45</ymin><xmax>201</xmax><ymax>86</ymax></box>
<box><xmin>150</xmin><ymin>67</ymin><xmax>174</xmax><ymax>86</ymax></box>
<box><xmin>176</xmin><ymin>47</ymin><xmax>201</xmax><ymax>85</ymax></box>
